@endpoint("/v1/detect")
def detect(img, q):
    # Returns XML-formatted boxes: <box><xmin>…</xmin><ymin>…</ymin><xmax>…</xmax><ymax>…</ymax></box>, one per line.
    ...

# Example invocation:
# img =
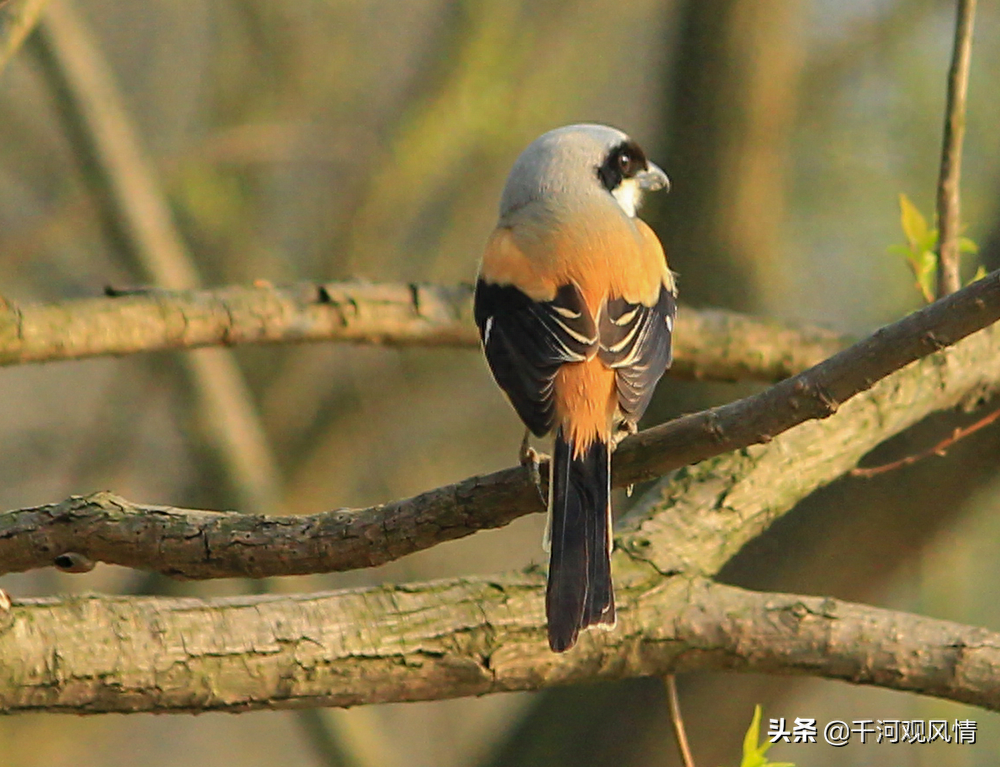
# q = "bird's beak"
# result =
<box><xmin>637</xmin><ymin>162</ymin><xmax>669</xmax><ymax>192</ymax></box>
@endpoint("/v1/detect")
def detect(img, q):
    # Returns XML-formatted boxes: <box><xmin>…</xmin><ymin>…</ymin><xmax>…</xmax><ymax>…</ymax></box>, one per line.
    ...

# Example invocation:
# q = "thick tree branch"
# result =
<box><xmin>2</xmin><ymin>271</ymin><xmax>999</xmax><ymax>580</ymax></box>
<box><xmin>3</xmin><ymin>577</ymin><xmax>1000</xmax><ymax>714</ymax></box>
<box><xmin>0</xmin><ymin>281</ymin><xmax>848</xmax><ymax>383</ymax></box>
<box><xmin>4</xmin><ymin>274</ymin><xmax>1000</xmax><ymax>714</ymax></box>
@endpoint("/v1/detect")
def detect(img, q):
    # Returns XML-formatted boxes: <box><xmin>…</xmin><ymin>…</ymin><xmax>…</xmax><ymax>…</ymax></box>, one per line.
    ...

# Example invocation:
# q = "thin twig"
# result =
<box><xmin>935</xmin><ymin>0</ymin><xmax>977</xmax><ymax>298</ymax></box>
<box><xmin>850</xmin><ymin>404</ymin><xmax>1000</xmax><ymax>478</ymax></box>
<box><xmin>665</xmin><ymin>676</ymin><xmax>696</xmax><ymax>767</ymax></box>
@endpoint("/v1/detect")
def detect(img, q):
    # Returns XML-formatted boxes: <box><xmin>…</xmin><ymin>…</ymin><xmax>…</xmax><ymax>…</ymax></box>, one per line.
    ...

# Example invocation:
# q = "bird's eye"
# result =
<box><xmin>597</xmin><ymin>141</ymin><xmax>648</xmax><ymax>191</ymax></box>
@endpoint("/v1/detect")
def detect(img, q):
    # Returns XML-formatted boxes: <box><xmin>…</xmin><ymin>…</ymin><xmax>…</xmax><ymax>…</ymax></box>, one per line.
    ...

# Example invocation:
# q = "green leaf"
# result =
<box><xmin>959</xmin><ymin>236</ymin><xmax>979</xmax><ymax>254</ymax></box>
<box><xmin>890</xmin><ymin>194</ymin><xmax>937</xmax><ymax>304</ymax></box>
<box><xmin>898</xmin><ymin>193</ymin><xmax>930</xmax><ymax>250</ymax></box>
<box><xmin>890</xmin><ymin>193</ymin><xmax>982</xmax><ymax>302</ymax></box>
<box><xmin>726</xmin><ymin>705</ymin><xmax>795</xmax><ymax>767</ymax></box>
<box><xmin>886</xmin><ymin>244</ymin><xmax>911</xmax><ymax>258</ymax></box>
<box><xmin>915</xmin><ymin>252</ymin><xmax>937</xmax><ymax>304</ymax></box>
<box><xmin>742</xmin><ymin>704</ymin><xmax>761</xmax><ymax>762</ymax></box>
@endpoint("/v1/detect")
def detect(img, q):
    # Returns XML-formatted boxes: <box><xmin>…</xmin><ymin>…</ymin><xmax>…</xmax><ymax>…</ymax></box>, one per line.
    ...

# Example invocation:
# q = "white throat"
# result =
<box><xmin>611</xmin><ymin>178</ymin><xmax>641</xmax><ymax>217</ymax></box>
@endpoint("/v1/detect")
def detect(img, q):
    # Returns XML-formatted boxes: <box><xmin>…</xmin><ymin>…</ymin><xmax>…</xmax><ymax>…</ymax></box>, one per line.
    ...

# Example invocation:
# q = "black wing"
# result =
<box><xmin>474</xmin><ymin>280</ymin><xmax>598</xmax><ymax>437</ymax></box>
<box><xmin>597</xmin><ymin>283</ymin><xmax>676</xmax><ymax>424</ymax></box>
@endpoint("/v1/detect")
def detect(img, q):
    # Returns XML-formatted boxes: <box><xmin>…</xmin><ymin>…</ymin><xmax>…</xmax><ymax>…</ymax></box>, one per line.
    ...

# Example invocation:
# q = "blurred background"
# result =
<box><xmin>1</xmin><ymin>0</ymin><xmax>1000</xmax><ymax>765</ymax></box>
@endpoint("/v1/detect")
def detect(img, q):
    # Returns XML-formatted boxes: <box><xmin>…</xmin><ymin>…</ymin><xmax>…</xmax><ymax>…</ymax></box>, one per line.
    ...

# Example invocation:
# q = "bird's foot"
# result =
<box><xmin>519</xmin><ymin>431</ymin><xmax>548</xmax><ymax>504</ymax></box>
<box><xmin>612</xmin><ymin>420</ymin><xmax>638</xmax><ymax>449</ymax></box>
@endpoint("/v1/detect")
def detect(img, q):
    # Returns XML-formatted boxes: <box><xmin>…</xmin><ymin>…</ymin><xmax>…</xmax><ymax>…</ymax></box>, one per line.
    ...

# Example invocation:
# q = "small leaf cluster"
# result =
<box><xmin>889</xmin><ymin>193</ymin><xmax>981</xmax><ymax>303</ymax></box>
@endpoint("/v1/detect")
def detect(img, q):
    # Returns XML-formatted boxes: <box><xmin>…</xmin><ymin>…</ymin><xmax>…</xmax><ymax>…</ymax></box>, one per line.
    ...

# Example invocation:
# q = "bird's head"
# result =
<box><xmin>499</xmin><ymin>124</ymin><xmax>668</xmax><ymax>223</ymax></box>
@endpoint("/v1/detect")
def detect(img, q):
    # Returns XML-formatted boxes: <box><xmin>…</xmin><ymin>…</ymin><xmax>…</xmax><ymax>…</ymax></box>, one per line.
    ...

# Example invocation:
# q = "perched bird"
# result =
<box><xmin>473</xmin><ymin>124</ymin><xmax>675</xmax><ymax>652</ymax></box>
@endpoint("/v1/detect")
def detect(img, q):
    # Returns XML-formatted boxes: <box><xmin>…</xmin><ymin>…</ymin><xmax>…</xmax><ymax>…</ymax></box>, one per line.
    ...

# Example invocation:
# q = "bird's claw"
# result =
<box><xmin>519</xmin><ymin>431</ymin><xmax>548</xmax><ymax>504</ymax></box>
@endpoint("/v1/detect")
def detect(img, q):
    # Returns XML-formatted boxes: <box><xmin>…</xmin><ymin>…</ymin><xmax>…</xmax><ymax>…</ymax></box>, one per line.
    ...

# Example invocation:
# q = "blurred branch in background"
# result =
<box><xmin>31</xmin><ymin>0</ymin><xmax>282</xmax><ymax>516</ymax></box>
<box><xmin>27</xmin><ymin>3</ymin><xmax>359</xmax><ymax>766</ymax></box>
<box><xmin>0</xmin><ymin>280</ymin><xmax>850</xmax><ymax>382</ymax></box>
<box><xmin>652</xmin><ymin>0</ymin><xmax>804</xmax><ymax>313</ymax></box>
<box><xmin>336</xmin><ymin>0</ymin><xmax>571</xmax><ymax>281</ymax></box>
<box><xmin>935</xmin><ymin>0</ymin><xmax>977</xmax><ymax>297</ymax></box>
<box><xmin>0</xmin><ymin>0</ymin><xmax>48</xmax><ymax>75</ymax></box>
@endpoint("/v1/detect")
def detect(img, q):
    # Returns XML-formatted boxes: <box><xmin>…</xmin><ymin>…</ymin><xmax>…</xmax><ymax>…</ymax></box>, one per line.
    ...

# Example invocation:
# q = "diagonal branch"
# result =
<box><xmin>0</xmin><ymin>280</ymin><xmax>849</xmax><ymax>383</ymax></box>
<box><xmin>31</xmin><ymin>9</ymin><xmax>357</xmax><ymax>761</ymax></box>
<box><xmin>3</xmin><ymin>576</ymin><xmax>1000</xmax><ymax>714</ymax></box>
<box><xmin>2</xmin><ymin>271</ymin><xmax>1000</xmax><ymax>580</ymax></box>
<box><xmin>615</xmin><ymin>267</ymin><xmax>1000</xmax><ymax>485</ymax></box>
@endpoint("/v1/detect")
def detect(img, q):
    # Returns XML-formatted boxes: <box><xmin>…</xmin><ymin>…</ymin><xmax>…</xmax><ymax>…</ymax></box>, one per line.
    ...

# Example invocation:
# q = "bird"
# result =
<box><xmin>473</xmin><ymin>124</ymin><xmax>675</xmax><ymax>652</ymax></box>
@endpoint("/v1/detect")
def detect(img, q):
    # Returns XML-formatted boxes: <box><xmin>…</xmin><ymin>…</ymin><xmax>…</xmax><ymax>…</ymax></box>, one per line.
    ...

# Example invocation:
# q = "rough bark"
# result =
<box><xmin>3</xmin><ymin>274</ymin><xmax>1000</xmax><ymax>712</ymax></box>
<box><xmin>0</xmin><ymin>281</ymin><xmax>847</xmax><ymax>382</ymax></box>
<box><xmin>4</xmin><ymin>577</ymin><xmax>1000</xmax><ymax>714</ymax></box>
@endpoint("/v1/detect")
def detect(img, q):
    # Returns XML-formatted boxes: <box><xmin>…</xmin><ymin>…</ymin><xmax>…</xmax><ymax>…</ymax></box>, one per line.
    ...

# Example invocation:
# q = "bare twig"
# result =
<box><xmin>850</xmin><ymin>404</ymin><xmax>1000</xmax><ymax>478</ymax></box>
<box><xmin>935</xmin><ymin>0</ymin><xmax>977</xmax><ymax>297</ymax></box>
<box><xmin>0</xmin><ymin>0</ymin><xmax>48</xmax><ymax>75</ymax></box>
<box><xmin>665</xmin><ymin>676</ymin><xmax>696</xmax><ymax>767</ymax></box>
<box><xmin>0</xmin><ymin>280</ymin><xmax>850</xmax><ymax>382</ymax></box>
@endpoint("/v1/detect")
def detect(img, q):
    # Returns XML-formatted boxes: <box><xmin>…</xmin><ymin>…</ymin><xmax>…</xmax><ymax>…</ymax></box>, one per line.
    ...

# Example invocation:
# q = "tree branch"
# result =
<box><xmin>616</xmin><ymin>267</ymin><xmax>1000</xmax><ymax>485</ymax></box>
<box><xmin>935</xmin><ymin>0</ymin><xmax>977</xmax><ymax>297</ymax></box>
<box><xmin>3</xmin><ymin>577</ymin><xmax>1000</xmax><ymax>714</ymax></box>
<box><xmin>2</xmin><ymin>270</ymin><xmax>999</xmax><ymax>580</ymax></box>
<box><xmin>0</xmin><ymin>280</ymin><xmax>848</xmax><ymax>383</ymax></box>
<box><xmin>4</xmin><ymin>274</ymin><xmax>1000</xmax><ymax>714</ymax></box>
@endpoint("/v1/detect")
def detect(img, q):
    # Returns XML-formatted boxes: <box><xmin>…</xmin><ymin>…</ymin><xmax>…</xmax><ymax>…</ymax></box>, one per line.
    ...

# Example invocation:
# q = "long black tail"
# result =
<box><xmin>546</xmin><ymin>427</ymin><xmax>614</xmax><ymax>652</ymax></box>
